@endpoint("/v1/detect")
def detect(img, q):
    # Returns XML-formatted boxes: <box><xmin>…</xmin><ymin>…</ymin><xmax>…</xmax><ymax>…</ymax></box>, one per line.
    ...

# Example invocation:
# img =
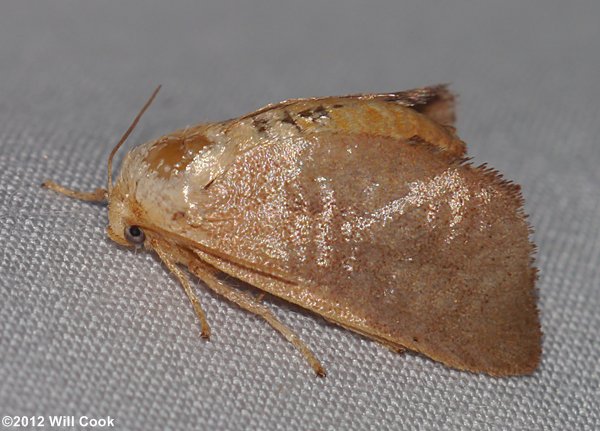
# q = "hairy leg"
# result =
<box><xmin>152</xmin><ymin>240</ymin><xmax>211</xmax><ymax>339</ymax></box>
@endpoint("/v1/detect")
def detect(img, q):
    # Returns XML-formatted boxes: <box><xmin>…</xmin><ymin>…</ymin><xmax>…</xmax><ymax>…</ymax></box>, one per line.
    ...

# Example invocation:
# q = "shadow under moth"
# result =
<box><xmin>44</xmin><ymin>84</ymin><xmax>541</xmax><ymax>377</ymax></box>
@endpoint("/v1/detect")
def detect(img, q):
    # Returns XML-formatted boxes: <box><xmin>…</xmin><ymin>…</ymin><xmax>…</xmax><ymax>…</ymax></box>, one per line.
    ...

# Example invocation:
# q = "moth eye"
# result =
<box><xmin>124</xmin><ymin>225</ymin><xmax>145</xmax><ymax>245</ymax></box>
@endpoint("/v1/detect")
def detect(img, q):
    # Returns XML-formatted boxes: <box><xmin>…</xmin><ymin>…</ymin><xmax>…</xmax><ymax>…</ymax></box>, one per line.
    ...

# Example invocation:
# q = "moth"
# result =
<box><xmin>44</xmin><ymin>85</ymin><xmax>541</xmax><ymax>377</ymax></box>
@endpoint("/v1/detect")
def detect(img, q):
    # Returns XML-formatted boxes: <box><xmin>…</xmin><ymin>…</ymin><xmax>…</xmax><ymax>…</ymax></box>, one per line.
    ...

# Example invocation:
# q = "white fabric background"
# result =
<box><xmin>1</xmin><ymin>1</ymin><xmax>599</xmax><ymax>430</ymax></box>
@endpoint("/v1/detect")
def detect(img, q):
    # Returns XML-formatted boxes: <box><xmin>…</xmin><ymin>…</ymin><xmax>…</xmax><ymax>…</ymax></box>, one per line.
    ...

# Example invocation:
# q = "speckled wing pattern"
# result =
<box><xmin>177</xmin><ymin>85</ymin><xmax>540</xmax><ymax>375</ymax></box>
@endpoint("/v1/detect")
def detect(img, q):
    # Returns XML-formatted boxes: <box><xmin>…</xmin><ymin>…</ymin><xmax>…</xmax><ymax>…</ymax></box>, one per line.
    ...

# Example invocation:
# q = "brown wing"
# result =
<box><xmin>189</xmin><ymin>131</ymin><xmax>540</xmax><ymax>376</ymax></box>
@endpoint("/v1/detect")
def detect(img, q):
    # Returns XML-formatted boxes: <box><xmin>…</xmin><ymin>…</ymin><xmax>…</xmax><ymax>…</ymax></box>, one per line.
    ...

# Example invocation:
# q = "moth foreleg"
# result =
<box><xmin>189</xmin><ymin>260</ymin><xmax>326</xmax><ymax>377</ymax></box>
<box><xmin>152</xmin><ymin>242</ymin><xmax>211</xmax><ymax>339</ymax></box>
<box><xmin>42</xmin><ymin>180</ymin><xmax>107</xmax><ymax>203</ymax></box>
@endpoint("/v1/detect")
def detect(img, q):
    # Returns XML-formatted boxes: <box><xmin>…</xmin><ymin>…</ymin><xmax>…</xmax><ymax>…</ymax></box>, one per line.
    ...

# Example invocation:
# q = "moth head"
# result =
<box><xmin>105</xmin><ymin>181</ymin><xmax>147</xmax><ymax>248</ymax></box>
<box><xmin>43</xmin><ymin>86</ymin><xmax>162</xmax><ymax>250</ymax></box>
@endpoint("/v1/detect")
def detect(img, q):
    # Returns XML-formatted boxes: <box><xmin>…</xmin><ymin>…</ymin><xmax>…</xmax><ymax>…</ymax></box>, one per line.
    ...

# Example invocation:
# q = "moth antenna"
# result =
<box><xmin>42</xmin><ymin>85</ymin><xmax>161</xmax><ymax>203</ymax></box>
<box><xmin>107</xmin><ymin>85</ymin><xmax>162</xmax><ymax>193</ymax></box>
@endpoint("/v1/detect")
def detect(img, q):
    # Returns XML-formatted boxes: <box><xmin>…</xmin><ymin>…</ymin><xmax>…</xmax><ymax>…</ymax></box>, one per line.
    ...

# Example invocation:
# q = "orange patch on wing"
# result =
<box><xmin>145</xmin><ymin>132</ymin><xmax>212</xmax><ymax>178</ymax></box>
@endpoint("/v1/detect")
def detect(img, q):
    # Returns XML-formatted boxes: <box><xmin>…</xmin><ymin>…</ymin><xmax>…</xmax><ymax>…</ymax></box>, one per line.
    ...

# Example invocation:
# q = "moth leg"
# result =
<box><xmin>189</xmin><ymin>260</ymin><xmax>326</xmax><ymax>377</ymax></box>
<box><xmin>153</xmin><ymin>243</ymin><xmax>211</xmax><ymax>339</ymax></box>
<box><xmin>42</xmin><ymin>180</ymin><xmax>107</xmax><ymax>203</ymax></box>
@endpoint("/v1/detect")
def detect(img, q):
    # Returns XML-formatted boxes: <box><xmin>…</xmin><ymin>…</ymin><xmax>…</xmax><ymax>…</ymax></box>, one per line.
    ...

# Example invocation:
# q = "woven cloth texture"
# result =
<box><xmin>1</xmin><ymin>1</ymin><xmax>599</xmax><ymax>430</ymax></box>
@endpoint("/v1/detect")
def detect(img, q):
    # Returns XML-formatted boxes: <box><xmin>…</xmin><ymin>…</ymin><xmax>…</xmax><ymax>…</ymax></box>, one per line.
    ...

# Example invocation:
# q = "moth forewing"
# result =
<box><xmin>44</xmin><ymin>85</ymin><xmax>541</xmax><ymax>376</ymax></box>
<box><xmin>189</xmin><ymin>131</ymin><xmax>540</xmax><ymax>376</ymax></box>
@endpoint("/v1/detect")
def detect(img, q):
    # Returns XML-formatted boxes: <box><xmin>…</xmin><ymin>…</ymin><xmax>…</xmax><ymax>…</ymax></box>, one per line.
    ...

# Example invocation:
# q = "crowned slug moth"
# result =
<box><xmin>43</xmin><ymin>85</ymin><xmax>541</xmax><ymax>377</ymax></box>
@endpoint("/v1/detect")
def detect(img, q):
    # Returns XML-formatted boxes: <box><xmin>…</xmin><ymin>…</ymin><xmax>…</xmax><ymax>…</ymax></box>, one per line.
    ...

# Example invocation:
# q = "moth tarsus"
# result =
<box><xmin>44</xmin><ymin>84</ymin><xmax>541</xmax><ymax>377</ymax></box>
